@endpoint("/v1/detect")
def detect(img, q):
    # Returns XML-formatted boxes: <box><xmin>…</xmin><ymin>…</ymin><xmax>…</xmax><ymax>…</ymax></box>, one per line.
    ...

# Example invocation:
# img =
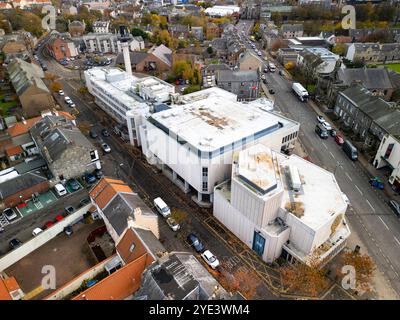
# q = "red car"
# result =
<box><xmin>55</xmin><ymin>215</ymin><xmax>64</xmax><ymax>222</ymax></box>
<box><xmin>44</xmin><ymin>221</ymin><xmax>54</xmax><ymax>229</ymax></box>
<box><xmin>335</xmin><ymin>134</ymin><xmax>344</xmax><ymax>145</ymax></box>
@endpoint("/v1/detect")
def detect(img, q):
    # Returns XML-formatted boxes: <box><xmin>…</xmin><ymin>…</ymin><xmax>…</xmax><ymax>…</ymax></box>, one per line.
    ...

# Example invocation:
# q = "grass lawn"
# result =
<box><xmin>0</xmin><ymin>100</ymin><xmax>17</xmax><ymax>114</ymax></box>
<box><xmin>382</xmin><ymin>63</ymin><xmax>400</xmax><ymax>73</ymax></box>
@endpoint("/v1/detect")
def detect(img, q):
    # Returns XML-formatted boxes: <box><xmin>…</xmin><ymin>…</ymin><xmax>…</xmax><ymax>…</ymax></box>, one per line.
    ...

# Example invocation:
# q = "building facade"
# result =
<box><xmin>215</xmin><ymin>70</ymin><xmax>260</xmax><ymax>101</ymax></box>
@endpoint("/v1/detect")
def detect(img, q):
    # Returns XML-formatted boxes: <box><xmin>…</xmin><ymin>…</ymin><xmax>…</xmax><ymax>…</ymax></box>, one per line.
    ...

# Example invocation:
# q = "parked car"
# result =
<box><xmin>64</xmin><ymin>225</ymin><xmax>73</xmax><ymax>236</ymax></box>
<box><xmin>186</xmin><ymin>233</ymin><xmax>205</xmax><ymax>252</ymax></box>
<box><xmin>80</xmin><ymin>198</ymin><xmax>90</xmax><ymax>206</ymax></box>
<box><xmin>317</xmin><ymin>115</ymin><xmax>325</xmax><ymax>123</ymax></box>
<box><xmin>335</xmin><ymin>134</ymin><xmax>344</xmax><ymax>145</ymax></box>
<box><xmin>315</xmin><ymin>123</ymin><xmax>329</xmax><ymax>139</ymax></box>
<box><xmin>65</xmin><ymin>206</ymin><xmax>75</xmax><ymax>214</ymax></box>
<box><xmin>154</xmin><ymin>197</ymin><xmax>171</xmax><ymax>218</ymax></box>
<box><xmin>166</xmin><ymin>217</ymin><xmax>180</xmax><ymax>231</ymax></box>
<box><xmin>93</xmin><ymin>168</ymin><xmax>103</xmax><ymax>179</ymax></box>
<box><xmin>101</xmin><ymin>129</ymin><xmax>110</xmax><ymax>137</ymax></box>
<box><xmin>9</xmin><ymin>238</ymin><xmax>22</xmax><ymax>250</ymax></box>
<box><xmin>69</xmin><ymin>103</ymin><xmax>76</xmax><ymax>108</ymax></box>
<box><xmin>32</xmin><ymin>228</ymin><xmax>43</xmax><ymax>237</ymax></box>
<box><xmin>64</xmin><ymin>96</ymin><xmax>72</xmax><ymax>103</ymax></box>
<box><xmin>330</xmin><ymin>129</ymin><xmax>337</xmax><ymax>137</ymax></box>
<box><xmin>84</xmin><ymin>172</ymin><xmax>96</xmax><ymax>184</ymax></box>
<box><xmin>55</xmin><ymin>215</ymin><xmax>64</xmax><ymax>222</ymax></box>
<box><xmin>89</xmin><ymin>128</ymin><xmax>98</xmax><ymax>138</ymax></box>
<box><xmin>201</xmin><ymin>250</ymin><xmax>220</xmax><ymax>269</ymax></box>
<box><xmin>321</xmin><ymin>121</ymin><xmax>332</xmax><ymax>131</ymax></box>
<box><xmin>3</xmin><ymin>208</ymin><xmax>17</xmax><ymax>221</ymax></box>
<box><xmin>44</xmin><ymin>220</ymin><xmax>54</xmax><ymax>229</ymax></box>
<box><xmin>264</xmin><ymin>68</ymin><xmax>268</xmax><ymax>73</ymax></box>
<box><xmin>58</xmin><ymin>90</ymin><xmax>64</xmax><ymax>96</ymax></box>
<box><xmin>389</xmin><ymin>200</ymin><xmax>400</xmax><ymax>217</ymax></box>
<box><xmin>269</xmin><ymin>89</ymin><xmax>275</xmax><ymax>94</ymax></box>
<box><xmin>101</xmin><ymin>143</ymin><xmax>111</xmax><ymax>153</ymax></box>
<box><xmin>261</xmin><ymin>74</ymin><xmax>266</xmax><ymax>80</ymax></box>
<box><xmin>54</xmin><ymin>183</ymin><xmax>67</xmax><ymax>196</ymax></box>
<box><xmin>67</xmin><ymin>178</ymin><xmax>80</xmax><ymax>191</ymax></box>
<box><xmin>342</xmin><ymin>140</ymin><xmax>358</xmax><ymax>161</ymax></box>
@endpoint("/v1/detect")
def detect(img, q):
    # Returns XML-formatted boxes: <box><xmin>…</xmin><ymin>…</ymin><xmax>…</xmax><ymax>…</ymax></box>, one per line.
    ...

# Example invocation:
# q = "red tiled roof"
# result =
<box><xmin>5</xmin><ymin>145</ymin><xmax>24</xmax><ymax>157</ymax></box>
<box><xmin>90</xmin><ymin>177</ymin><xmax>134</xmax><ymax>210</ymax></box>
<box><xmin>7</xmin><ymin>116</ymin><xmax>41</xmax><ymax>137</ymax></box>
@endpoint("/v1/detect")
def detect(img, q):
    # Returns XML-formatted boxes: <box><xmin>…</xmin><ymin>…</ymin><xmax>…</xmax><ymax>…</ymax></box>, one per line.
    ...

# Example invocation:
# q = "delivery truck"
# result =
<box><xmin>292</xmin><ymin>82</ymin><xmax>309</xmax><ymax>102</ymax></box>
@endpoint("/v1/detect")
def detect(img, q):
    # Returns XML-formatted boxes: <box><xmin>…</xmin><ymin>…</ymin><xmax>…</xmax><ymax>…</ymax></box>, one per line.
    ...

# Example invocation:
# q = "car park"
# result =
<box><xmin>3</xmin><ymin>208</ymin><xmax>17</xmax><ymax>221</ymax></box>
<box><xmin>9</xmin><ymin>239</ymin><xmax>22</xmax><ymax>250</ymax></box>
<box><xmin>166</xmin><ymin>217</ymin><xmax>180</xmax><ymax>231</ymax></box>
<box><xmin>201</xmin><ymin>250</ymin><xmax>220</xmax><ymax>269</ymax></box>
<box><xmin>389</xmin><ymin>200</ymin><xmax>400</xmax><ymax>217</ymax></box>
<box><xmin>32</xmin><ymin>228</ymin><xmax>43</xmax><ymax>236</ymax></box>
<box><xmin>101</xmin><ymin>143</ymin><xmax>111</xmax><ymax>153</ymax></box>
<box><xmin>186</xmin><ymin>233</ymin><xmax>205</xmax><ymax>252</ymax></box>
<box><xmin>54</xmin><ymin>183</ymin><xmax>67</xmax><ymax>196</ymax></box>
<box><xmin>154</xmin><ymin>197</ymin><xmax>171</xmax><ymax>218</ymax></box>
<box><xmin>84</xmin><ymin>172</ymin><xmax>96</xmax><ymax>184</ymax></box>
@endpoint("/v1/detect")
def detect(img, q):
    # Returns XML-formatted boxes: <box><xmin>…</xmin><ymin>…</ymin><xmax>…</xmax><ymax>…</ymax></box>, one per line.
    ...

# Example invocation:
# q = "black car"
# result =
<box><xmin>65</xmin><ymin>206</ymin><xmax>75</xmax><ymax>215</ymax></box>
<box><xmin>9</xmin><ymin>238</ymin><xmax>22</xmax><ymax>250</ymax></box>
<box><xmin>389</xmin><ymin>200</ymin><xmax>400</xmax><ymax>217</ymax></box>
<box><xmin>269</xmin><ymin>89</ymin><xmax>275</xmax><ymax>94</ymax></box>
<box><xmin>93</xmin><ymin>168</ymin><xmax>104</xmax><ymax>179</ymax></box>
<box><xmin>187</xmin><ymin>233</ymin><xmax>205</xmax><ymax>253</ymax></box>
<box><xmin>101</xmin><ymin>129</ymin><xmax>110</xmax><ymax>137</ymax></box>
<box><xmin>64</xmin><ymin>226</ymin><xmax>73</xmax><ymax>236</ymax></box>
<box><xmin>89</xmin><ymin>129</ymin><xmax>98</xmax><ymax>138</ymax></box>
<box><xmin>67</xmin><ymin>178</ymin><xmax>80</xmax><ymax>191</ymax></box>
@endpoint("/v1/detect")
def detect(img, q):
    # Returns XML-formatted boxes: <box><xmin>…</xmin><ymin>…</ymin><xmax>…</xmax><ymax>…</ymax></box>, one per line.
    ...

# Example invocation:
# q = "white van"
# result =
<box><xmin>54</xmin><ymin>183</ymin><xmax>67</xmax><ymax>197</ymax></box>
<box><xmin>154</xmin><ymin>197</ymin><xmax>171</xmax><ymax>218</ymax></box>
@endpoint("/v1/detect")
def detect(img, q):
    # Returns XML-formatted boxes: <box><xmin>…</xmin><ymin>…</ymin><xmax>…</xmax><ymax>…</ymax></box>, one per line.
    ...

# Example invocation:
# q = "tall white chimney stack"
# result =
<box><xmin>122</xmin><ymin>42</ymin><xmax>132</xmax><ymax>77</ymax></box>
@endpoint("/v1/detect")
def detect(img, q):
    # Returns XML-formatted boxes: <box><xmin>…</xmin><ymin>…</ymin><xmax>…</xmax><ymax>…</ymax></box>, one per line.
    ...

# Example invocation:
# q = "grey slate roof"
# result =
<box><xmin>102</xmin><ymin>192</ymin><xmax>157</xmax><ymax>236</ymax></box>
<box><xmin>0</xmin><ymin>170</ymin><xmax>47</xmax><ymax>200</ymax></box>
<box><xmin>216</xmin><ymin>70</ymin><xmax>259</xmax><ymax>82</ymax></box>
<box><xmin>282</xmin><ymin>24</ymin><xmax>303</xmax><ymax>33</ymax></box>
<box><xmin>116</xmin><ymin>52</ymin><xmax>148</xmax><ymax>65</ymax></box>
<box><xmin>14</xmin><ymin>156</ymin><xmax>47</xmax><ymax>175</ymax></box>
<box><xmin>337</xmin><ymin>68</ymin><xmax>394</xmax><ymax>90</ymax></box>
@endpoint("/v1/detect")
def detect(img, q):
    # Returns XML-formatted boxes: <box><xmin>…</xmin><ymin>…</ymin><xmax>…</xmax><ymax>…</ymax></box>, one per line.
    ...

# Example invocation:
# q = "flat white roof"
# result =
<box><xmin>236</xmin><ymin>144</ymin><xmax>347</xmax><ymax>231</ymax></box>
<box><xmin>150</xmin><ymin>88</ymin><xmax>298</xmax><ymax>152</ymax></box>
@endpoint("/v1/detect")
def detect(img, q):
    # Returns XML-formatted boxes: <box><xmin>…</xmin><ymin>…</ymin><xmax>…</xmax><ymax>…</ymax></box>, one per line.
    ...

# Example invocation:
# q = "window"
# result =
<box><xmin>202</xmin><ymin>167</ymin><xmax>208</xmax><ymax>177</ymax></box>
<box><xmin>202</xmin><ymin>181</ymin><xmax>208</xmax><ymax>191</ymax></box>
<box><xmin>129</xmin><ymin>243</ymin><xmax>135</xmax><ymax>253</ymax></box>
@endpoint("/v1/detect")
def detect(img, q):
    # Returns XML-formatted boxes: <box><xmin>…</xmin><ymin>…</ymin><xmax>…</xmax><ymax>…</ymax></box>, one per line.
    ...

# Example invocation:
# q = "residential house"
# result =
<box><xmin>61</xmin><ymin>3</ymin><xmax>78</xmax><ymax>15</ymax></box>
<box><xmin>68</xmin><ymin>20</ymin><xmax>86</xmax><ymax>37</ymax></box>
<box><xmin>89</xmin><ymin>177</ymin><xmax>160</xmax><ymax>243</ymax></box>
<box><xmin>281</xmin><ymin>24</ymin><xmax>303</xmax><ymax>39</ymax></box>
<box><xmin>349</xmin><ymin>28</ymin><xmax>400</xmax><ymax>42</ymax></box>
<box><xmin>346</xmin><ymin>43</ymin><xmax>400</xmax><ymax>64</ymax></box>
<box><xmin>215</xmin><ymin>70</ymin><xmax>260</xmax><ymax>101</ymax></box>
<box><xmin>11</xmin><ymin>0</ymin><xmax>52</xmax><ymax>8</ymax></box>
<box><xmin>206</xmin><ymin>23</ymin><xmax>220</xmax><ymax>40</ymax></box>
<box><xmin>209</xmin><ymin>36</ymin><xmax>245</xmax><ymax>67</ymax></box>
<box><xmin>277</xmin><ymin>48</ymin><xmax>298</xmax><ymax>65</ymax></box>
<box><xmin>170</xmin><ymin>24</ymin><xmax>190</xmax><ymax>40</ymax></box>
<box><xmin>238</xmin><ymin>51</ymin><xmax>263</xmax><ymax>71</ymax></box>
<box><xmin>30</xmin><ymin>114</ymin><xmax>100</xmax><ymax>181</ymax></box>
<box><xmin>288</xmin><ymin>37</ymin><xmax>328</xmax><ymax>51</ymax></box>
<box><xmin>0</xmin><ymin>2</ymin><xmax>12</xmax><ymax>10</ymax></box>
<box><xmin>320</xmin><ymin>67</ymin><xmax>394</xmax><ymax>107</ymax></box>
<box><xmin>202</xmin><ymin>63</ymin><xmax>230</xmax><ymax>87</ymax></box>
<box><xmin>46</xmin><ymin>36</ymin><xmax>78</xmax><ymax>61</ymax></box>
<box><xmin>134</xmin><ymin>252</ymin><xmax>231</xmax><ymax>300</ymax></box>
<box><xmin>0</xmin><ymin>170</ymin><xmax>49</xmax><ymax>208</ymax></box>
<box><xmin>92</xmin><ymin>21</ymin><xmax>110</xmax><ymax>34</ymax></box>
<box><xmin>334</xmin><ymin>84</ymin><xmax>400</xmax><ymax>152</ymax></box>
<box><xmin>7</xmin><ymin>58</ymin><xmax>55</xmax><ymax>118</ymax></box>
<box><xmin>191</xmin><ymin>26</ymin><xmax>204</xmax><ymax>41</ymax></box>
<box><xmin>130</xmin><ymin>36</ymin><xmax>145</xmax><ymax>51</ymax></box>
<box><xmin>297</xmin><ymin>47</ymin><xmax>340</xmax><ymax>81</ymax></box>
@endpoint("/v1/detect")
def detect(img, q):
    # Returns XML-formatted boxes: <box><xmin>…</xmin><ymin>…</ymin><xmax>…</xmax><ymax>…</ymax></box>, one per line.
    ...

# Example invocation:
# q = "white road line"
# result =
<box><xmin>329</xmin><ymin>152</ymin><xmax>335</xmax><ymax>159</ymax></box>
<box><xmin>355</xmin><ymin>185</ymin><xmax>363</xmax><ymax>195</ymax></box>
<box><xmin>378</xmin><ymin>216</ymin><xmax>389</xmax><ymax>230</ymax></box>
<box><xmin>322</xmin><ymin>142</ymin><xmax>328</xmax><ymax>150</ymax></box>
<box><xmin>366</xmin><ymin>199</ymin><xmax>375</xmax><ymax>212</ymax></box>
<box><xmin>394</xmin><ymin>237</ymin><xmax>400</xmax><ymax>246</ymax></box>
<box><xmin>345</xmin><ymin>172</ymin><xmax>353</xmax><ymax>181</ymax></box>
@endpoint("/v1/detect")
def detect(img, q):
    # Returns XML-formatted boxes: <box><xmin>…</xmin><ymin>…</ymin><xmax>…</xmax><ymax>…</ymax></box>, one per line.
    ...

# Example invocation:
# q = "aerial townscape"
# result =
<box><xmin>0</xmin><ymin>0</ymin><xmax>399</xmax><ymax>304</ymax></box>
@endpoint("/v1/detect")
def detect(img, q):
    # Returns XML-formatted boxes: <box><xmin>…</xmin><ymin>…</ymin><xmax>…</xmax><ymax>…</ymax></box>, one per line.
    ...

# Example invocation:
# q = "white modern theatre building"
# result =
<box><xmin>84</xmin><ymin>67</ymin><xmax>175</xmax><ymax>146</ymax></box>
<box><xmin>139</xmin><ymin>88</ymin><xmax>300</xmax><ymax>206</ymax></box>
<box><xmin>213</xmin><ymin>144</ymin><xmax>351</xmax><ymax>265</ymax></box>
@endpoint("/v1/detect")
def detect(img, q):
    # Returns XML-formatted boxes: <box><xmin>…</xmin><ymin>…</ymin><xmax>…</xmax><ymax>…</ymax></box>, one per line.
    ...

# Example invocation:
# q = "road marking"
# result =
<box><xmin>366</xmin><ymin>199</ymin><xmax>375</xmax><ymax>212</ymax></box>
<box><xmin>378</xmin><ymin>216</ymin><xmax>389</xmax><ymax>230</ymax></box>
<box><xmin>355</xmin><ymin>185</ymin><xmax>363</xmax><ymax>195</ymax></box>
<box><xmin>329</xmin><ymin>152</ymin><xmax>335</xmax><ymax>159</ymax></box>
<box><xmin>322</xmin><ymin>142</ymin><xmax>328</xmax><ymax>150</ymax></box>
<box><xmin>394</xmin><ymin>237</ymin><xmax>400</xmax><ymax>246</ymax></box>
<box><xmin>345</xmin><ymin>172</ymin><xmax>353</xmax><ymax>181</ymax></box>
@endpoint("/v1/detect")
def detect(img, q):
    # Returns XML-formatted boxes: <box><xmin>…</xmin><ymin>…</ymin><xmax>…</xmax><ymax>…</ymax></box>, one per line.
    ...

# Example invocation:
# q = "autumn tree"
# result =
<box><xmin>50</xmin><ymin>81</ymin><xmax>62</xmax><ymax>92</ymax></box>
<box><xmin>332</xmin><ymin>43</ymin><xmax>346</xmax><ymax>56</ymax></box>
<box><xmin>153</xmin><ymin>29</ymin><xmax>174</xmax><ymax>49</ymax></box>
<box><xmin>171</xmin><ymin>208</ymin><xmax>188</xmax><ymax>224</ymax></box>
<box><xmin>232</xmin><ymin>268</ymin><xmax>259</xmax><ymax>299</ymax></box>
<box><xmin>338</xmin><ymin>250</ymin><xmax>375</xmax><ymax>292</ymax></box>
<box><xmin>284</xmin><ymin>61</ymin><xmax>296</xmax><ymax>70</ymax></box>
<box><xmin>280</xmin><ymin>255</ymin><xmax>329</xmax><ymax>297</ymax></box>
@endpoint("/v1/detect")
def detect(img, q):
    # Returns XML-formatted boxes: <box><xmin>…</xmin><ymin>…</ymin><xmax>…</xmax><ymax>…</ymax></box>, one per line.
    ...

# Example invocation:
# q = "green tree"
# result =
<box><xmin>131</xmin><ymin>27</ymin><xmax>148</xmax><ymax>40</ymax></box>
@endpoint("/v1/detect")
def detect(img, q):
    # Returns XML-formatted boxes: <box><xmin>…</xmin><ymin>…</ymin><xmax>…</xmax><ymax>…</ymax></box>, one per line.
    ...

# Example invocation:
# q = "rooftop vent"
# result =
<box><xmin>288</xmin><ymin>165</ymin><xmax>301</xmax><ymax>192</ymax></box>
